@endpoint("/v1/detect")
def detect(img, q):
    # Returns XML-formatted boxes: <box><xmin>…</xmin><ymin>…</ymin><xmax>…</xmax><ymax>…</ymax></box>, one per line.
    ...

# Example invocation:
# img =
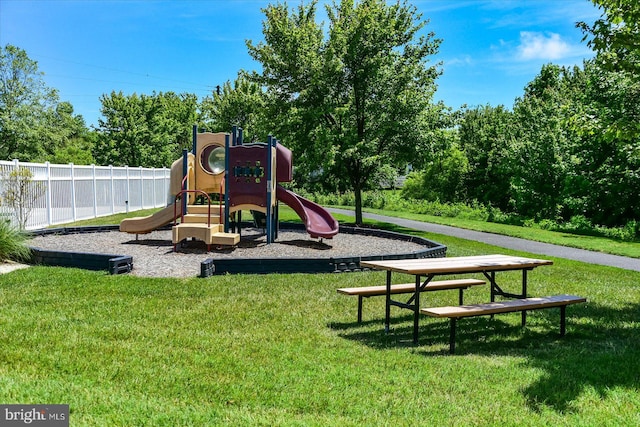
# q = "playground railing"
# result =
<box><xmin>219</xmin><ymin>176</ymin><xmax>225</xmax><ymax>221</ymax></box>
<box><xmin>173</xmin><ymin>189</ymin><xmax>213</xmax><ymax>227</ymax></box>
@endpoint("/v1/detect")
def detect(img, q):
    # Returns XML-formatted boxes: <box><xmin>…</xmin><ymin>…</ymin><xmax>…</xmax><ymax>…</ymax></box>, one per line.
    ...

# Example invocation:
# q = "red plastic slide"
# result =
<box><xmin>276</xmin><ymin>185</ymin><xmax>339</xmax><ymax>239</ymax></box>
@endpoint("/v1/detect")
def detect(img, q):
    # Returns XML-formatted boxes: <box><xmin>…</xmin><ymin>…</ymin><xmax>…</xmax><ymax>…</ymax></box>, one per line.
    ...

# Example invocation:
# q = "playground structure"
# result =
<box><xmin>119</xmin><ymin>127</ymin><xmax>339</xmax><ymax>250</ymax></box>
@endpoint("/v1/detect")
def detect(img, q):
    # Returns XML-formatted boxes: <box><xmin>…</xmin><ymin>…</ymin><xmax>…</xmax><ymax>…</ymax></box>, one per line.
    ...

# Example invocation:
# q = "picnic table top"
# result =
<box><xmin>359</xmin><ymin>254</ymin><xmax>553</xmax><ymax>275</ymax></box>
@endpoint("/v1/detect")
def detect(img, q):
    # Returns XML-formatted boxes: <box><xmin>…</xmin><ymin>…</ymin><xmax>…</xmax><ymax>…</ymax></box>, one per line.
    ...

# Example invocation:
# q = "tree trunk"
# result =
<box><xmin>354</xmin><ymin>183</ymin><xmax>363</xmax><ymax>226</ymax></box>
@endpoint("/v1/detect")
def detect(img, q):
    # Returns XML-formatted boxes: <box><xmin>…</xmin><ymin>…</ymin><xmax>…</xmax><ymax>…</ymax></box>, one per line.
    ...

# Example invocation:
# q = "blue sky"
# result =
<box><xmin>1</xmin><ymin>0</ymin><xmax>602</xmax><ymax>127</ymax></box>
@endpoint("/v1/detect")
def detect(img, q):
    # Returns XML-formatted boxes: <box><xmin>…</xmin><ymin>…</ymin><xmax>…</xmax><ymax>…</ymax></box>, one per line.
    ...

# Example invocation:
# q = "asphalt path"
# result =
<box><xmin>328</xmin><ymin>208</ymin><xmax>640</xmax><ymax>272</ymax></box>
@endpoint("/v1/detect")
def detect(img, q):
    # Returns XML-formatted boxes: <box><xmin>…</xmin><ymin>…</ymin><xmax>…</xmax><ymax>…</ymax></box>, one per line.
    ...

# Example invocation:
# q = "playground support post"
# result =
<box><xmin>181</xmin><ymin>149</ymin><xmax>188</xmax><ymax>216</ymax></box>
<box><xmin>192</xmin><ymin>124</ymin><xmax>197</xmax><ymax>155</ymax></box>
<box><xmin>224</xmin><ymin>133</ymin><xmax>230</xmax><ymax>233</ymax></box>
<box><xmin>266</xmin><ymin>135</ymin><xmax>275</xmax><ymax>244</ymax></box>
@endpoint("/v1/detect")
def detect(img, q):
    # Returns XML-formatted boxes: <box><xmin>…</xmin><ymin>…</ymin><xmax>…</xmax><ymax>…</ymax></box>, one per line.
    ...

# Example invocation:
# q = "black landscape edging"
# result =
<box><xmin>29</xmin><ymin>247</ymin><xmax>133</xmax><ymax>274</ymax></box>
<box><xmin>204</xmin><ymin>223</ymin><xmax>447</xmax><ymax>276</ymax></box>
<box><xmin>30</xmin><ymin>222</ymin><xmax>446</xmax><ymax>276</ymax></box>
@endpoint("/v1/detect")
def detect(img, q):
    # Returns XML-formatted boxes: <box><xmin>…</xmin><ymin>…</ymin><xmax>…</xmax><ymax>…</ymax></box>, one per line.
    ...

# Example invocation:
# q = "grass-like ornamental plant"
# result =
<box><xmin>0</xmin><ymin>220</ymin><xmax>31</xmax><ymax>262</ymax></box>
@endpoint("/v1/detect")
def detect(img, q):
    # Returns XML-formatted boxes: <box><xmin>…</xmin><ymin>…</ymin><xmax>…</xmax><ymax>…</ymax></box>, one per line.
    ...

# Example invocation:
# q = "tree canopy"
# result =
<box><xmin>247</xmin><ymin>0</ymin><xmax>442</xmax><ymax>224</ymax></box>
<box><xmin>200</xmin><ymin>73</ymin><xmax>267</xmax><ymax>139</ymax></box>
<box><xmin>578</xmin><ymin>0</ymin><xmax>640</xmax><ymax>74</ymax></box>
<box><xmin>94</xmin><ymin>91</ymin><xmax>197</xmax><ymax>167</ymax></box>
<box><xmin>0</xmin><ymin>44</ymin><xmax>89</xmax><ymax>163</ymax></box>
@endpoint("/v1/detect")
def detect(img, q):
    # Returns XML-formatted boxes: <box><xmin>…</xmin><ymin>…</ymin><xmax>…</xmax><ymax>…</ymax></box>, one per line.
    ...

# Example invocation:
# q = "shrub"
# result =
<box><xmin>302</xmin><ymin>188</ymin><xmax>639</xmax><ymax>242</ymax></box>
<box><xmin>623</xmin><ymin>220</ymin><xmax>640</xmax><ymax>240</ymax></box>
<box><xmin>400</xmin><ymin>146</ymin><xmax>468</xmax><ymax>203</ymax></box>
<box><xmin>1</xmin><ymin>167</ymin><xmax>45</xmax><ymax>230</ymax></box>
<box><xmin>564</xmin><ymin>215</ymin><xmax>595</xmax><ymax>235</ymax></box>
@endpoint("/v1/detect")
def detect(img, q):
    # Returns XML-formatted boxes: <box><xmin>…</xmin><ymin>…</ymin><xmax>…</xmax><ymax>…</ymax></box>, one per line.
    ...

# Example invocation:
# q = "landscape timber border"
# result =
<box><xmin>28</xmin><ymin>223</ymin><xmax>447</xmax><ymax>277</ymax></box>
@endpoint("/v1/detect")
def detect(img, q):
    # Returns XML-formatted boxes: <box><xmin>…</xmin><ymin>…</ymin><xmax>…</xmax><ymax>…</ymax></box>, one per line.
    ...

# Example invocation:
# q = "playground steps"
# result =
<box><xmin>187</xmin><ymin>204</ymin><xmax>223</xmax><ymax>214</ymax></box>
<box><xmin>182</xmin><ymin>213</ymin><xmax>223</xmax><ymax>224</ymax></box>
<box><xmin>210</xmin><ymin>231</ymin><xmax>241</xmax><ymax>246</ymax></box>
<box><xmin>172</xmin><ymin>204</ymin><xmax>240</xmax><ymax>248</ymax></box>
<box><xmin>181</xmin><ymin>204</ymin><xmax>224</xmax><ymax>225</ymax></box>
<box><xmin>172</xmin><ymin>223</ymin><xmax>240</xmax><ymax>247</ymax></box>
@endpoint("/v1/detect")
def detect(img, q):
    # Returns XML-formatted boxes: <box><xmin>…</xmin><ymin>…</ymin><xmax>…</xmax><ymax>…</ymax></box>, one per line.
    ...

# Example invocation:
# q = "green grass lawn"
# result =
<box><xmin>2</xmin><ymin>210</ymin><xmax>639</xmax><ymax>425</ymax></box>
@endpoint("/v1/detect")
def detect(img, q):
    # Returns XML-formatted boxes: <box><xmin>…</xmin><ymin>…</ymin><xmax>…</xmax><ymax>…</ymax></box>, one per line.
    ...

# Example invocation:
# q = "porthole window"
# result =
<box><xmin>200</xmin><ymin>145</ymin><xmax>225</xmax><ymax>174</ymax></box>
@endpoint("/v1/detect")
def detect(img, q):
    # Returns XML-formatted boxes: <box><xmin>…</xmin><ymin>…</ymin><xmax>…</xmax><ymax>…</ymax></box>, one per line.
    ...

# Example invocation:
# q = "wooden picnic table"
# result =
<box><xmin>359</xmin><ymin>254</ymin><xmax>554</xmax><ymax>343</ymax></box>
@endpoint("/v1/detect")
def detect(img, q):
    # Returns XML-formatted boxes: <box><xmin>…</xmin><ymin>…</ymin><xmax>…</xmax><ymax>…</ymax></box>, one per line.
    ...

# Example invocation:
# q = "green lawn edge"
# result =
<box><xmin>346</xmin><ymin>206</ymin><xmax>640</xmax><ymax>259</ymax></box>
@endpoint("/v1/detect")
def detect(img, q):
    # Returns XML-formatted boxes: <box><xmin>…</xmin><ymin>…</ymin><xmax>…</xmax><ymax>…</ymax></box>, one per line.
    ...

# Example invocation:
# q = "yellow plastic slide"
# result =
<box><xmin>119</xmin><ymin>203</ymin><xmax>183</xmax><ymax>234</ymax></box>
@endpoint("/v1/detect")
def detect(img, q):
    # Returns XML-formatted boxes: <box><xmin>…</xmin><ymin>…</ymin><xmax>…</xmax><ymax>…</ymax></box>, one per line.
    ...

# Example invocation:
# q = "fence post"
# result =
<box><xmin>45</xmin><ymin>161</ymin><xmax>52</xmax><ymax>227</ymax></box>
<box><xmin>11</xmin><ymin>160</ymin><xmax>19</xmax><ymax>227</ymax></box>
<box><xmin>70</xmin><ymin>163</ymin><xmax>77</xmax><ymax>222</ymax></box>
<box><xmin>110</xmin><ymin>165</ymin><xmax>115</xmax><ymax>215</ymax></box>
<box><xmin>153</xmin><ymin>167</ymin><xmax>157</xmax><ymax>207</ymax></box>
<box><xmin>139</xmin><ymin>166</ymin><xmax>144</xmax><ymax>209</ymax></box>
<box><xmin>92</xmin><ymin>164</ymin><xmax>97</xmax><ymax>217</ymax></box>
<box><xmin>125</xmin><ymin>165</ymin><xmax>130</xmax><ymax>213</ymax></box>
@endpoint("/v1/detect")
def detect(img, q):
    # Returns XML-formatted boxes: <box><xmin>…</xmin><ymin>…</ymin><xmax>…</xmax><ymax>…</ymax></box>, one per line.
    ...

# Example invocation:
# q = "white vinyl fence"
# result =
<box><xmin>0</xmin><ymin>159</ymin><xmax>171</xmax><ymax>230</ymax></box>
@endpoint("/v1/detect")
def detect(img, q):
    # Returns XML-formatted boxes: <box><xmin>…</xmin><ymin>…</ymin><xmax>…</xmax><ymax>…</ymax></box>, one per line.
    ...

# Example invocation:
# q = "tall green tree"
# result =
<box><xmin>1</xmin><ymin>44</ymin><xmax>58</xmax><ymax>161</ymax></box>
<box><xmin>577</xmin><ymin>1</ymin><xmax>640</xmax><ymax>226</ymax></box>
<box><xmin>457</xmin><ymin>104</ymin><xmax>515</xmax><ymax>211</ymax></box>
<box><xmin>247</xmin><ymin>0</ymin><xmax>441</xmax><ymax>224</ymax></box>
<box><xmin>510</xmin><ymin>64</ymin><xmax>578</xmax><ymax>220</ymax></box>
<box><xmin>563</xmin><ymin>60</ymin><xmax>640</xmax><ymax>226</ymax></box>
<box><xmin>0</xmin><ymin>45</ymin><xmax>91</xmax><ymax>163</ymax></box>
<box><xmin>95</xmin><ymin>91</ymin><xmax>197</xmax><ymax>167</ymax></box>
<box><xmin>478</xmin><ymin>60</ymin><xmax>639</xmax><ymax>227</ymax></box>
<box><xmin>401</xmin><ymin>136</ymin><xmax>469</xmax><ymax>203</ymax></box>
<box><xmin>95</xmin><ymin>91</ymin><xmax>147</xmax><ymax>167</ymax></box>
<box><xmin>45</xmin><ymin>101</ymin><xmax>95</xmax><ymax>164</ymax></box>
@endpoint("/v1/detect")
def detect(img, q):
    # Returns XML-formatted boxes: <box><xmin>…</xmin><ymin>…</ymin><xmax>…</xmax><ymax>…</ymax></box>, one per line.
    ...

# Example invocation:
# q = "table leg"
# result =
<box><xmin>449</xmin><ymin>318</ymin><xmax>457</xmax><ymax>354</ymax></box>
<box><xmin>413</xmin><ymin>274</ymin><xmax>420</xmax><ymax>344</ymax></box>
<box><xmin>385</xmin><ymin>270</ymin><xmax>392</xmax><ymax>333</ymax></box>
<box><xmin>490</xmin><ymin>271</ymin><xmax>496</xmax><ymax>320</ymax></box>
<box><xmin>490</xmin><ymin>271</ymin><xmax>496</xmax><ymax>303</ymax></box>
<box><xmin>521</xmin><ymin>269</ymin><xmax>528</xmax><ymax>326</ymax></box>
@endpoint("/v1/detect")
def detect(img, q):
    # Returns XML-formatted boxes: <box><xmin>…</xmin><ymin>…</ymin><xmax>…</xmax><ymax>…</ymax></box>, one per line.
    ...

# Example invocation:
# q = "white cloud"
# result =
<box><xmin>445</xmin><ymin>55</ymin><xmax>473</xmax><ymax>67</ymax></box>
<box><xmin>517</xmin><ymin>31</ymin><xmax>570</xmax><ymax>61</ymax></box>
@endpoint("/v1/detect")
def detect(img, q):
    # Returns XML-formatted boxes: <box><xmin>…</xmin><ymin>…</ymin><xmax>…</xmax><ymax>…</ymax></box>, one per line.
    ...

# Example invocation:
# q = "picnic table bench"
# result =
<box><xmin>337</xmin><ymin>278</ymin><xmax>486</xmax><ymax>323</ymax></box>
<box><xmin>421</xmin><ymin>294</ymin><xmax>587</xmax><ymax>353</ymax></box>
